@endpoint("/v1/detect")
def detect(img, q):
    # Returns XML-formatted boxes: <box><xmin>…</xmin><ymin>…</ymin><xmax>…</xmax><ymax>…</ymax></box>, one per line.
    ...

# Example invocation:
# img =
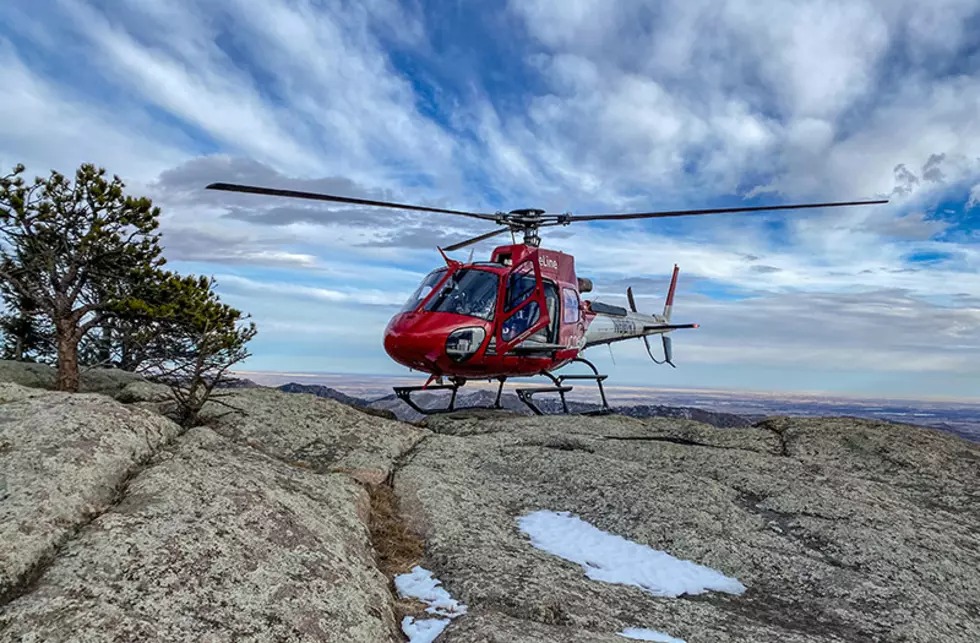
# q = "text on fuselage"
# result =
<box><xmin>538</xmin><ymin>256</ymin><xmax>558</xmax><ymax>270</ymax></box>
<box><xmin>612</xmin><ymin>319</ymin><xmax>638</xmax><ymax>335</ymax></box>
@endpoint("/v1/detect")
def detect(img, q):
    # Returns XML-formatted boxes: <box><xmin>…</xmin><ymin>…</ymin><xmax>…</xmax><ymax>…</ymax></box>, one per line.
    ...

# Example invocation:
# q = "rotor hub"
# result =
<box><xmin>498</xmin><ymin>208</ymin><xmax>546</xmax><ymax>246</ymax></box>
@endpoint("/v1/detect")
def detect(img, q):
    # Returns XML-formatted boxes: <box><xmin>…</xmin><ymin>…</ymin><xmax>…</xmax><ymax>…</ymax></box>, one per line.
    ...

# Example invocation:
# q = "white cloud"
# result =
<box><xmin>552</xmin><ymin>219</ymin><xmax>980</xmax><ymax>300</ymax></box>
<box><xmin>214</xmin><ymin>274</ymin><xmax>409</xmax><ymax>307</ymax></box>
<box><xmin>505</xmin><ymin>0</ymin><xmax>980</xmax><ymax>203</ymax></box>
<box><xmin>969</xmin><ymin>184</ymin><xmax>980</xmax><ymax>210</ymax></box>
<box><xmin>8</xmin><ymin>0</ymin><xmax>470</xmax><ymax>196</ymax></box>
<box><xmin>588</xmin><ymin>289</ymin><xmax>980</xmax><ymax>377</ymax></box>
<box><xmin>57</xmin><ymin>0</ymin><xmax>327</xmax><ymax>176</ymax></box>
<box><xmin>0</xmin><ymin>40</ymin><xmax>187</xmax><ymax>181</ymax></box>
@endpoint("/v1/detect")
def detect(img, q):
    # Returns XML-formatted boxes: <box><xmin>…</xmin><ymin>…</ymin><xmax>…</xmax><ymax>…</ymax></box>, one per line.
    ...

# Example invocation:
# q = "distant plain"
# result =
<box><xmin>234</xmin><ymin>370</ymin><xmax>980</xmax><ymax>442</ymax></box>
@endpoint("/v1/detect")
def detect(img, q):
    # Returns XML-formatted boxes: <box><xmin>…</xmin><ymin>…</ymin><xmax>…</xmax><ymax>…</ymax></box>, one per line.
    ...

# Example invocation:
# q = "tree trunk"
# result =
<box><xmin>97</xmin><ymin>322</ymin><xmax>112</xmax><ymax>366</ymax></box>
<box><xmin>14</xmin><ymin>335</ymin><xmax>24</xmax><ymax>361</ymax></box>
<box><xmin>119</xmin><ymin>327</ymin><xmax>138</xmax><ymax>371</ymax></box>
<box><xmin>55</xmin><ymin>323</ymin><xmax>80</xmax><ymax>392</ymax></box>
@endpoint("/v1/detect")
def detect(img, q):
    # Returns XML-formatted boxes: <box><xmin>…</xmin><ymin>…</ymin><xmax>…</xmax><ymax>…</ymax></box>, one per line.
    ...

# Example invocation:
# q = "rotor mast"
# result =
<box><xmin>502</xmin><ymin>208</ymin><xmax>552</xmax><ymax>247</ymax></box>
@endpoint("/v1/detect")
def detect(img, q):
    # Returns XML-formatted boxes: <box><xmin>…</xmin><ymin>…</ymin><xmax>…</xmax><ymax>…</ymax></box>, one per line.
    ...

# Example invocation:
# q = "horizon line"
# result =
<box><xmin>229</xmin><ymin>369</ymin><xmax>980</xmax><ymax>405</ymax></box>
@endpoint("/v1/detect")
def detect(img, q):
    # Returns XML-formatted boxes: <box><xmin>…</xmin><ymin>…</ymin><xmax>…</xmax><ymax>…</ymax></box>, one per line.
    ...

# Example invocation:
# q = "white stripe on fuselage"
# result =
<box><xmin>583</xmin><ymin>310</ymin><xmax>672</xmax><ymax>348</ymax></box>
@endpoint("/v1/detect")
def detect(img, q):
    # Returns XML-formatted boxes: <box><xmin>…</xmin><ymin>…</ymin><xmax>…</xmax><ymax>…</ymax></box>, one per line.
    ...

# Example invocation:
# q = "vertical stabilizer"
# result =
<box><xmin>664</xmin><ymin>264</ymin><xmax>679</xmax><ymax>322</ymax></box>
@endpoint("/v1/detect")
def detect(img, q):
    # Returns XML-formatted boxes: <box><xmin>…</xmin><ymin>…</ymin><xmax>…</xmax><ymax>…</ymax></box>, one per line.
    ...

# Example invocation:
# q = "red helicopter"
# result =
<box><xmin>206</xmin><ymin>182</ymin><xmax>886</xmax><ymax>415</ymax></box>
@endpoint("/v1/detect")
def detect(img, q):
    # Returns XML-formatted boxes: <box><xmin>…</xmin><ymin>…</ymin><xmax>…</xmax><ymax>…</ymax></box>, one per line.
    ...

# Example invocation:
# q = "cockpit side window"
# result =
<box><xmin>562</xmin><ymin>288</ymin><xmax>580</xmax><ymax>323</ymax></box>
<box><xmin>505</xmin><ymin>261</ymin><xmax>537</xmax><ymax>312</ymax></box>
<box><xmin>400</xmin><ymin>268</ymin><xmax>447</xmax><ymax>313</ymax></box>
<box><xmin>423</xmin><ymin>269</ymin><xmax>499</xmax><ymax>321</ymax></box>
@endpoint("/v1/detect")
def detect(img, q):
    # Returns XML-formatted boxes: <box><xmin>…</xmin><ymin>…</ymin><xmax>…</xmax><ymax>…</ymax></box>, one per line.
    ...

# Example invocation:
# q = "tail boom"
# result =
<box><xmin>581</xmin><ymin>265</ymin><xmax>697</xmax><ymax>366</ymax></box>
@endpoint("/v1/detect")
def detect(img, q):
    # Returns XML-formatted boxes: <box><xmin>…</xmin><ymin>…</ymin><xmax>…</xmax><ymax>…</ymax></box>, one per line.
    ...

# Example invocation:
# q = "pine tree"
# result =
<box><xmin>0</xmin><ymin>163</ymin><xmax>164</xmax><ymax>391</ymax></box>
<box><xmin>134</xmin><ymin>273</ymin><xmax>257</xmax><ymax>427</ymax></box>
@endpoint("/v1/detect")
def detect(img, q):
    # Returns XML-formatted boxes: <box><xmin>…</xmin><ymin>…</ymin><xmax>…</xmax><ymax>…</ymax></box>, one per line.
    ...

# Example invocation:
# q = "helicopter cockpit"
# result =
<box><xmin>400</xmin><ymin>268</ymin><xmax>447</xmax><ymax>313</ymax></box>
<box><xmin>423</xmin><ymin>268</ymin><xmax>498</xmax><ymax>320</ymax></box>
<box><xmin>397</xmin><ymin>255</ymin><xmax>560</xmax><ymax>358</ymax></box>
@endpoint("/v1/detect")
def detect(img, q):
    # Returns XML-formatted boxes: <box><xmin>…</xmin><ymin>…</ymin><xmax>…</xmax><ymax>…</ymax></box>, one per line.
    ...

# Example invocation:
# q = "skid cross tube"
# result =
<box><xmin>394</xmin><ymin>383</ymin><xmax>464</xmax><ymax>416</ymax></box>
<box><xmin>515</xmin><ymin>370</ymin><xmax>572</xmax><ymax>415</ymax></box>
<box><xmin>393</xmin><ymin>357</ymin><xmax>615</xmax><ymax>416</ymax></box>
<box><xmin>393</xmin><ymin>376</ymin><xmax>511</xmax><ymax>416</ymax></box>
<box><xmin>559</xmin><ymin>357</ymin><xmax>612</xmax><ymax>412</ymax></box>
<box><xmin>517</xmin><ymin>357</ymin><xmax>613</xmax><ymax>416</ymax></box>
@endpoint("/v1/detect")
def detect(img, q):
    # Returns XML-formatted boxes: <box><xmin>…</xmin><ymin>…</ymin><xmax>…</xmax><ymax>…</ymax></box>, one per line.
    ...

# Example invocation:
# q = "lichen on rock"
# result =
<box><xmin>199</xmin><ymin>387</ymin><xmax>429</xmax><ymax>485</ymax></box>
<box><xmin>0</xmin><ymin>427</ymin><xmax>402</xmax><ymax>642</ymax></box>
<box><xmin>395</xmin><ymin>412</ymin><xmax>980</xmax><ymax>642</ymax></box>
<box><xmin>0</xmin><ymin>382</ymin><xmax>181</xmax><ymax>604</ymax></box>
<box><xmin>3</xmin><ymin>359</ymin><xmax>978</xmax><ymax>642</ymax></box>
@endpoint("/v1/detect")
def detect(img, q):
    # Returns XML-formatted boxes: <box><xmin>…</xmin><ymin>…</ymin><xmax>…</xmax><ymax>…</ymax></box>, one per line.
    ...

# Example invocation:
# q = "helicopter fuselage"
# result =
<box><xmin>382</xmin><ymin>243</ymin><xmax>688</xmax><ymax>381</ymax></box>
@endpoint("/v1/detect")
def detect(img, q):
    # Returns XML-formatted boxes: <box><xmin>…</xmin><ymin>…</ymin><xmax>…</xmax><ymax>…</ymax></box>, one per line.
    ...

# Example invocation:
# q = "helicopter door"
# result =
<box><xmin>496</xmin><ymin>252</ymin><xmax>550</xmax><ymax>354</ymax></box>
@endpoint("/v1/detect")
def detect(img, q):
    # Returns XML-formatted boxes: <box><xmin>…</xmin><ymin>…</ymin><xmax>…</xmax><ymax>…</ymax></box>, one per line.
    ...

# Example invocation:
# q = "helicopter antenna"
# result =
<box><xmin>205</xmin><ymin>182</ymin><xmax>889</xmax><ymax>249</ymax></box>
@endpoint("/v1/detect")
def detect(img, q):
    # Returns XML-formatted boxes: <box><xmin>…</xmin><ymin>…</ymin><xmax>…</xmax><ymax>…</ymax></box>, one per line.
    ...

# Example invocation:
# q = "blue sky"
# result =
<box><xmin>1</xmin><ymin>0</ymin><xmax>979</xmax><ymax>400</ymax></box>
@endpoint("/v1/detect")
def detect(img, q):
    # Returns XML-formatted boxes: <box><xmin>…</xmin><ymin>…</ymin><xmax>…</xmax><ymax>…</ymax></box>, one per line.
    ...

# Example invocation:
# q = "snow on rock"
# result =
<box><xmin>395</xmin><ymin>566</ymin><xmax>467</xmax><ymax>642</ymax></box>
<box><xmin>395</xmin><ymin>566</ymin><xmax>468</xmax><ymax>617</ymax></box>
<box><xmin>401</xmin><ymin>616</ymin><xmax>450</xmax><ymax>643</ymax></box>
<box><xmin>517</xmin><ymin>510</ymin><xmax>746</xmax><ymax>598</ymax></box>
<box><xmin>618</xmin><ymin>626</ymin><xmax>687</xmax><ymax>642</ymax></box>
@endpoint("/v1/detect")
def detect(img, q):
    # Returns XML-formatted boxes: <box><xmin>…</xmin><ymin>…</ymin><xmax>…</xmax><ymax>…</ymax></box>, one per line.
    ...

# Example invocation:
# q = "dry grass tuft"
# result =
<box><xmin>393</xmin><ymin>597</ymin><xmax>431</xmax><ymax>623</ymax></box>
<box><xmin>367</xmin><ymin>483</ymin><xmax>425</xmax><ymax>576</ymax></box>
<box><xmin>367</xmin><ymin>483</ymin><xmax>430</xmax><ymax>628</ymax></box>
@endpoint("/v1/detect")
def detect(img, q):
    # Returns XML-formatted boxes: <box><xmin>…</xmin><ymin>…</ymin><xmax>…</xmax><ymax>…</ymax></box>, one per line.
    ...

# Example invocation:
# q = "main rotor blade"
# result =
<box><xmin>563</xmin><ymin>198</ymin><xmax>889</xmax><ymax>222</ymax></box>
<box><xmin>442</xmin><ymin>227</ymin><xmax>510</xmax><ymax>252</ymax></box>
<box><xmin>206</xmin><ymin>182</ymin><xmax>499</xmax><ymax>222</ymax></box>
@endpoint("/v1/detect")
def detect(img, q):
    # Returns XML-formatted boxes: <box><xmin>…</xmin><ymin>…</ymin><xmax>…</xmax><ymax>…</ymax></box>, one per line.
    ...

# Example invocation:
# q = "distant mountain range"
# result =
<box><xmin>277</xmin><ymin>382</ymin><xmax>367</xmax><ymax>408</ymax></box>
<box><xmin>217</xmin><ymin>375</ymin><xmax>978</xmax><ymax>441</ymax></box>
<box><xmin>271</xmin><ymin>381</ymin><xmax>752</xmax><ymax>428</ymax></box>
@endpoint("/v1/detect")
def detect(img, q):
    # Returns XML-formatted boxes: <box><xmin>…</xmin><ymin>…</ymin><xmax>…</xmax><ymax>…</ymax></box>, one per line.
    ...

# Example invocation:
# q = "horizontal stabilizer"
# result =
<box><xmin>644</xmin><ymin>323</ymin><xmax>700</xmax><ymax>331</ymax></box>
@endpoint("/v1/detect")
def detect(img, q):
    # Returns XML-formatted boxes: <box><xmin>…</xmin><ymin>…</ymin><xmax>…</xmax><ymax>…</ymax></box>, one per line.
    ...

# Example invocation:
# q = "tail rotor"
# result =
<box><xmin>627</xmin><ymin>295</ymin><xmax>674</xmax><ymax>369</ymax></box>
<box><xmin>627</xmin><ymin>264</ymin><xmax>691</xmax><ymax>368</ymax></box>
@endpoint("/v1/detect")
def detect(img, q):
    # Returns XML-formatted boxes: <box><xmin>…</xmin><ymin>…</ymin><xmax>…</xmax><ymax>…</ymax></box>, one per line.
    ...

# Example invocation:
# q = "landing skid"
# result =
<box><xmin>392</xmin><ymin>358</ymin><xmax>613</xmax><ymax>417</ymax></box>
<box><xmin>516</xmin><ymin>357</ymin><xmax>613</xmax><ymax>416</ymax></box>
<box><xmin>393</xmin><ymin>378</ymin><xmax>508</xmax><ymax>417</ymax></box>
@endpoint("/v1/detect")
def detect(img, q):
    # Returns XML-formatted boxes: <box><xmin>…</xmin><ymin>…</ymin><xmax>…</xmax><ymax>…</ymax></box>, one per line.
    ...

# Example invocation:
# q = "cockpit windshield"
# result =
<box><xmin>400</xmin><ymin>268</ymin><xmax>447</xmax><ymax>313</ymax></box>
<box><xmin>423</xmin><ymin>269</ymin><xmax>499</xmax><ymax>321</ymax></box>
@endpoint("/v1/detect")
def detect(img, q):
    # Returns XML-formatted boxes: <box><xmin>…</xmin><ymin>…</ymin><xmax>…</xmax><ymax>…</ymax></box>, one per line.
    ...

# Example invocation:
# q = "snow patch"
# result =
<box><xmin>394</xmin><ymin>566</ymin><xmax>467</xmax><ymax>642</ymax></box>
<box><xmin>619</xmin><ymin>626</ymin><xmax>687</xmax><ymax>642</ymax></box>
<box><xmin>400</xmin><ymin>616</ymin><xmax>450</xmax><ymax>643</ymax></box>
<box><xmin>517</xmin><ymin>510</ymin><xmax>746</xmax><ymax>598</ymax></box>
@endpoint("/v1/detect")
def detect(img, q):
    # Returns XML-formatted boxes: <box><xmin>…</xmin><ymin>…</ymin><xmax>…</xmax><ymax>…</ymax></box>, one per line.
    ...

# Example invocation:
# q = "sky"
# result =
<box><xmin>1</xmin><ymin>0</ymin><xmax>979</xmax><ymax>400</ymax></box>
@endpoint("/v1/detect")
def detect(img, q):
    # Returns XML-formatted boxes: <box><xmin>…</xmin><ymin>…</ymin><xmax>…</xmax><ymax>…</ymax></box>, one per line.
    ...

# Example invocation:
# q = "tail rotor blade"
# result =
<box><xmin>627</xmin><ymin>286</ymin><xmax>638</xmax><ymax>313</ymax></box>
<box><xmin>663</xmin><ymin>335</ymin><xmax>675</xmax><ymax>368</ymax></box>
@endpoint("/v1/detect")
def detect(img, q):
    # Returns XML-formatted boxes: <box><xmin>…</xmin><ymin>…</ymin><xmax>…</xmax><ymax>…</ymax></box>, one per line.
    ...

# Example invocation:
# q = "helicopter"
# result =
<box><xmin>206</xmin><ymin>181</ymin><xmax>887</xmax><ymax>415</ymax></box>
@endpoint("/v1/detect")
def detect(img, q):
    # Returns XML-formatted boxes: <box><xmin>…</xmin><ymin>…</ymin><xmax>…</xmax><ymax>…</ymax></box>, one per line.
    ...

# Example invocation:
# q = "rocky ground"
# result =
<box><xmin>1</xmin><ymin>362</ymin><xmax>978</xmax><ymax>642</ymax></box>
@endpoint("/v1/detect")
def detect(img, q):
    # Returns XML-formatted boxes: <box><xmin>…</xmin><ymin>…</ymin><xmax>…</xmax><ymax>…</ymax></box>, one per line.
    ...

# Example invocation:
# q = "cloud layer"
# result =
<box><xmin>1</xmin><ymin>0</ymin><xmax>978</xmax><ymax>398</ymax></box>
